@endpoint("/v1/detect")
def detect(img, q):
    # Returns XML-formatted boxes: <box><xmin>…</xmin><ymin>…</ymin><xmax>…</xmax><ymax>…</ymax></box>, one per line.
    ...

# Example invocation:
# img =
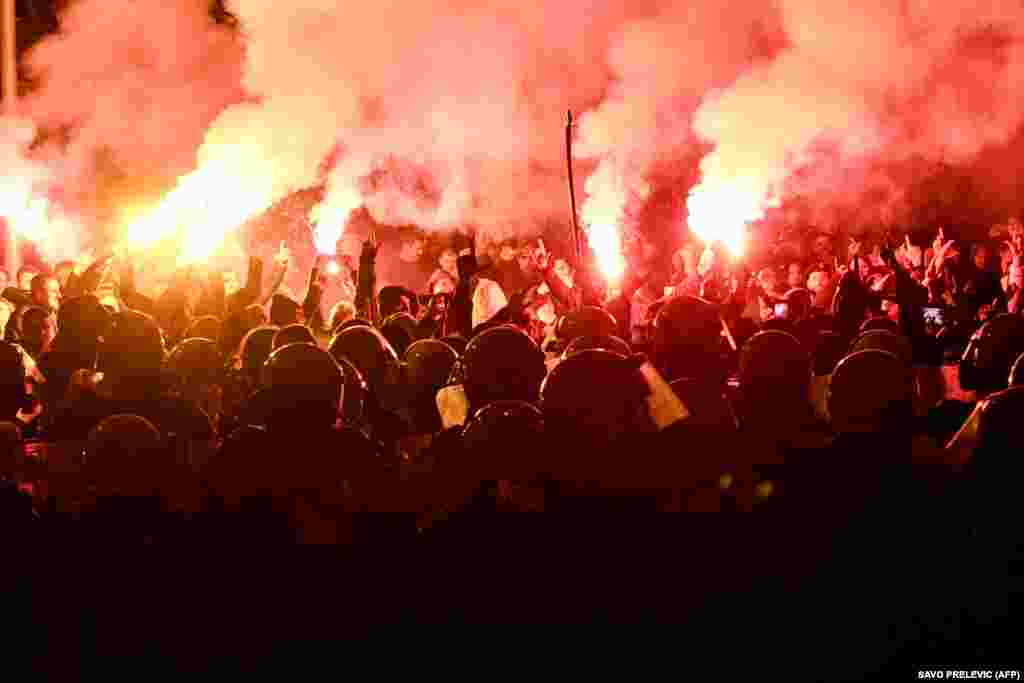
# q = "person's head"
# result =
<box><xmin>782</xmin><ymin>288</ymin><xmax>814</xmax><ymax>324</ymax></box>
<box><xmin>165</xmin><ymin>337</ymin><xmax>223</xmax><ymax>402</ymax></box>
<box><xmin>787</xmin><ymin>262</ymin><xmax>805</xmax><ymax>290</ymax></box>
<box><xmin>439</xmin><ymin>248</ymin><xmax>458</xmax><ymax>276</ymax></box>
<box><xmin>17</xmin><ymin>306</ymin><xmax>51</xmax><ymax>355</ymax></box>
<box><xmin>812</xmin><ymin>234</ymin><xmax>833</xmax><ymax>260</ymax></box>
<box><xmin>184</xmin><ymin>315</ymin><xmax>221</xmax><ymax>342</ymax></box>
<box><xmin>54</xmin><ymin>261</ymin><xmax>75</xmax><ymax>289</ymax></box>
<box><xmin>960</xmin><ymin>313</ymin><xmax>1024</xmax><ymax>397</ymax></box>
<box><xmin>17</xmin><ymin>266</ymin><xmax>38</xmax><ymax>290</ymax></box>
<box><xmin>239</xmin><ymin>326</ymin><xmax>278</xmax><ymax>382</ymax></box>
<box><xmin>807</xmin><ymin>268</ymin><xmax>831</xmax><ymax>293</ymax></box>
<box><xmin>0</xmin><ymin>300</ymin><xmax>12</xmax><ymax>340</ymax></box>
<box><xmin>328</xmin><ymin>325</ymin><xmax>401</xmax><ymax>393</ymax></box>
<box><xmin>858</xmin><ymin>257</ymin><xmax>871</xmax><ymax>279</ymax></box>
<box><xmin>0</xmin><ymin>342</ymin><xmax>30</xmax><ymax>419</ymax></box>
<box><xmin>328</xmin><ymin>300</ymin><xmax>355</xmax><ymax>334</ymax></box>
<box><xmin>269</xmin><ymin>294</ymin><xmax>302</xmax><ymax>327</ymax></box>
<box><xmin>263</xmin><ymin>343</ymin><xmax>345</xmax><ymax>431</ymax></box>
<box><xmin>757</xmin><ymin>267</ymin><xmax>778</xmax><ymax>294</ymax></box>
<box><xmin>461</xmin><ymin>401</ymin><xmax>548</xmax><ymax>484</ymax></box>
<box><xmin>30</xmin><ymin>274</ymin><xmax>60</xmax><ymax>311</ymax></box>
<box><xmin>850</xmin><ymin>329</ymin><xmax>913</xmax><ymax>367</ymax></box>
<box><xmin>223</xmin><ymin>270</ymin><xmax>241</xmax><ymax>297</ymax></box>
<box><xmin>55</xmin><ymin>295</ymin><xmax>110</xmax><ymax>348</ymax></box>
<box><xmin>1000</xmin><ymin>242</ymin><xmax>1014</xmax><ymax>274</ymax></box>
<box><xmin>735</xmin><ymin>331</ymin><xmax>812</xmax><ymax>428</ymax></box>
<box><xmin>541</xmin><ymin>349</ymin><xmax>651</xmax><ymax>447</ymax></box>
<box><xmin>380</xmin><ymin>312</ymin><xmax>418</xmax><ymax>357</ymax></box>
<box><xmin>99</xmin><ymin>310</ymin><xmax>166</xmax><ymax>389</ymax></box>
<box><xmin>499</xmin><ymin>242</ymin><xmax>518</xmax><ymax>262</ymax></box>
<box><xmin>651</xmin><ymin>295</ymin><xmax>727</xmax><ymax>384</ymax></box>
<box><xmin>399</xmin><ymin>232</ymin><xmax>425</xmax><ymax>263</ymax></box>
<box><xmin>553</xmin><ymin>258</ymin><xmax>573</xmax><ymax>285</ymax></box>
<box><xmin>460</xmin><ymin>325</ymin><xmax>546</xmax><ymax>409</ymax></box>
<box><xmin>973</xmin><ymin>244</ymin><xmax>990</xmax><ymax>271</ymax></box>
<box><xmin>379</xmin><ymin>286</ymin><xmax>416</xmax><ymax>319</ymax></box>
<box><xmin>517</xmin><ymin>244</ymin><xmax>535</xmax><ymax>273</ymax></box>
<box><xmin>0</xmin><ymin>269</ymin><xmax>8</xmax><ymax>290</ymax></box>
<box><xmin>429</xmin><ymin>270</ymin><xmax>456</xmax><ymax>295</ymax></box>
<box><xmin>85</xmin><ymin>414</ymin><xmax>164</xmax><ymax>497</ymax></box>
<box><xmin>829</xmin><ymin>350</ymin><xmax>914</xmax><ymax>437</ymax></box>
<box><xmin>404</xmin><ymin>338</ymin><xmax>458</xmax><ymax>432</ymax></box>
<box><xmin>554</xmin><ymin>306</ymin><xmax>619</xmax><ymax>344</ymax></box>
<box><xmin>678</xmin><ymin>242</ymin><xmax>699</xmax><ymax>273</ymax></box>
<box><xmin>272</xmin><ymin>323</ymin><xmax>317</xmax><ymax>351</ymax></box>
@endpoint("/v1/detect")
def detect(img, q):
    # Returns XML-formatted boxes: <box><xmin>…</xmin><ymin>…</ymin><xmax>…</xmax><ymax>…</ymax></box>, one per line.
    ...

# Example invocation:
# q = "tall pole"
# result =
<box><xmin>2</xmin><ymin>0</ymin><xmax>18</xmax><ymax>283</ymax></box>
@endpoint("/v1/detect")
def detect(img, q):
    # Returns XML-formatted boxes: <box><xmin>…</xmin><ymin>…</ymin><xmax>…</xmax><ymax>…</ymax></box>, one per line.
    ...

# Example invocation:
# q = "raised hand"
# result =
<box><xmin>533</xmin><ymin>238</ymin><xmax>551</xmax><ymax>270</ymax></box>
<box><xmin>932</xmin><ymin>227</ymin><xmax>946</xmax><ymax>256</ymax></box>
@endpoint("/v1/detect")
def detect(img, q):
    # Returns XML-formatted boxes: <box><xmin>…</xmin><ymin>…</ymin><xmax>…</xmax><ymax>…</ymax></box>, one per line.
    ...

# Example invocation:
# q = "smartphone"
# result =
<box><xmin>774</xmin><ymin>302</ymin><xmax>789</xmax><ymax>319</ymax></box>
<box><xmin>922</xmin><ymin>305</ymin><xmax>945</xmax><ymax>327</ymax></box>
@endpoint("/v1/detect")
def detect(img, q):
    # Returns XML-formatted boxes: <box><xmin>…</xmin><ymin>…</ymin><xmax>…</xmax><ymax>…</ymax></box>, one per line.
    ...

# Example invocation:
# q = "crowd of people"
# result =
<box><xmin>0</xmin><ymin>218</ymin><xmax>1021</xmax><ymax>675</ymax></box>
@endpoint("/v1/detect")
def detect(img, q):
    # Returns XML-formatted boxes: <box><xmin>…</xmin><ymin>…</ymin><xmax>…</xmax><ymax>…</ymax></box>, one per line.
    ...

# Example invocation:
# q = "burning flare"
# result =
<box><xmin>580</xmin><ymin>160</ymin><xmax>627</xmax><ymax>284</ymax></box>
<box><xmin>310</xmin><ymin>177</ymin><xmax>362</xmax><ymax>255</ymax></box>
<box><xmin>126</xmin><ymin>154</ymin><xmax>280</xmax><ymax>265</ymax></box>
<box><xmin>685</xmin><ymin>174</ymin><xmax>770</xmax><ymax>258</ymax></box>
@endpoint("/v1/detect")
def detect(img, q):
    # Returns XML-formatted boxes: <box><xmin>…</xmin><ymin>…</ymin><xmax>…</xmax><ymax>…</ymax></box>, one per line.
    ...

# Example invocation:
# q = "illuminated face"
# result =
<box><xmin>432</xmin><ymin>274</ymin><xmax>456</xmax><ymax>295</ymax></box>
<box><xmin>807</xmin><ymin>270</ymin><xmax>830</xmax><ymax>292</ymax></box>
<box><xmin>758</xmin><ymin>268</ymin><xmax>777</xmax><ymax>293</ymax></box>
<box><xmin>401</xmin><ymin>239</ymin><xmax>425</xmax><ymax>262</ymax></box>
<box><xmin>500</xmin><ymin>245</ymin><xmax>517</xmax><ymax>262</ymax></box>
<box><xmin>974</xmin><ymin>247</ymin><xmax>989</xmax><ymax>271</ymax></box>
<box><xmin>788</xmin><ymin>263</ymin><xmax>804</xmax><ymax>289</ymax></box>
<box><xmin>537</xmin><ymin>302</ymin><xmax>556</xmax><ymax>325</ymax></box>
<box><xmin>517</xmin><ymin>248</ymin><xmax>533</xmax><ymax>271</ymax></box>
<box><xmin>223</xmin><ymin>271</ymin><xmax>241</xmax><ymax>297</ymax></box>
<box><xmin>34</xmin><ymin>277</ymin><xmax>61</xmax><ymax>310</ymax></box>
<box><xmin>813</xmin><ymin>236</ymin><xmax>833</xmax><ymax>259</ymax></box>
<box><xmin>19</xmin><ymin>271</ymin><xmax>37</xmax><ymax>290</ymax></box>
<box><xmin>553</xmin><ymin>259</ymin><xmax>573</xmax><ymax>284</ymax></box>
<box><xmin>439</xmin><ymin>249</ymin><xmax>457</xmax><ymax>274</ymax></box>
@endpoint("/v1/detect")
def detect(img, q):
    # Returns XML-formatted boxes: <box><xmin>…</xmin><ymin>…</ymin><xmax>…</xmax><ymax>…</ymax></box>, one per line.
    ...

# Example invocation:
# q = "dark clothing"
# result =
<box><xmin>46</xmin><ymin>392</ymin><xmax>214</xmax><ymax>441</ymax></box>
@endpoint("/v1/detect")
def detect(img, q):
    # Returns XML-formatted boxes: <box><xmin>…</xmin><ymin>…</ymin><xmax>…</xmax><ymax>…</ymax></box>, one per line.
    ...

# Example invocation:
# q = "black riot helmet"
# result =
<box><xmin>960</xmin><ymin>313</ymin><xmax>1024</xmax><ymax>396</ymax></box>
<box><xmin>262</xmin><ymin>342</ymin><xmax>344</xmax><ymax>431</ymax></box>
<box><xmin>561</xmin><ymin>334</ymin><xmax>631</xmax><ymax>360</ymax></box>
<box><xmin>458</xmin><ymin>325</ymin><xmax>546</xmax><ymax>409</ymax></box>
<box><xmin>554</xmin><ymin>305</ymin><xmax>618</xmax><ymax>342</ymax></box>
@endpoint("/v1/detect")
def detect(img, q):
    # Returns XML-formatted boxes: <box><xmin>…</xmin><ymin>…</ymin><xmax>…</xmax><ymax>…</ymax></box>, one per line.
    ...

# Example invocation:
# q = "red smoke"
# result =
<box><xmin>10</xmin><ymin>0</ymin><xmax>1024</xmax><ymax>269</ymax></box>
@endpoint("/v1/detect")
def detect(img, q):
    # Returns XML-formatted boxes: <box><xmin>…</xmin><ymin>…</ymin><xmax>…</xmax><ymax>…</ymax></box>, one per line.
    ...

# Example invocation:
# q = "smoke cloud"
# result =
<box><xmin>24</xmin><ymin>0</ymin><xmax>244</xmax><ymax>233</ymax></box>
<box><xmin>11</xmin><ymin>0</ymin><xmax>1024</xmax><ymax>274</ymax></box>
<box><xmin>689</xmin><ymin>0</ymin><xmax>1024</xmax><ymax>248</ymax></box>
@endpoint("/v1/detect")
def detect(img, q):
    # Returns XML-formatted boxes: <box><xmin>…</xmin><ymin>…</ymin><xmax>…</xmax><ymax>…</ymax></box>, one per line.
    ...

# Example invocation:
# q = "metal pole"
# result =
<box><xmin>2</xmin><ymin>0</ymin><xmax>18</xmax><ymax>282</ymax></box>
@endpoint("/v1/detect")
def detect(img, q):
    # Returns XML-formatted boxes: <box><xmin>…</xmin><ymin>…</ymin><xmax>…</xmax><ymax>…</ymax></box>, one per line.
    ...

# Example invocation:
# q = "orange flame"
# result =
<box><xmin>310</xmin><ymin>181</ymin><xmax>362</xmax><ymax>255</ymax></box>
<box><xmin>127</xmin><ymin>156</ymin><xmax>281</xmax><ymax>266</ymax></box>
<box><xmin>686</xmin><ymin>176</ymin><xmax>770</xmax><ymax>258</ymax></box>
<box><xmin>580</xmin><ymin>161</ymin><xmax>627</xmax><ymax>284</ymax></box>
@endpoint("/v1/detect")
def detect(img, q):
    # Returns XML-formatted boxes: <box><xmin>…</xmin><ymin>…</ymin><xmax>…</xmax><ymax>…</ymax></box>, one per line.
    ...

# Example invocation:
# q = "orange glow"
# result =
<box><xmin>311</xmin><ymin>180</ymin><xmax>362</xmax><ymax>255</ymax></box>
<box><xmin>685</xmin><ymin>179</ymin><xmax>764</xmax><ymax>258</ymax></box>
<box><xmin>127</xmin><ymin>159</ymin><xmax>279</xmax><ymax>266</ymax></box>
<box><xmin>325</xmin><ymin>260</ymin><xmax>341</xmax><ymax>276</ymax></box>
<box><xmin>587</xmin><ymin>222</ymin><xmax>626</xmax><ymax>284</ymax></box>
<box><xmin>580</xmin><ymin>161</ymin><xmax>627</xmax><ymax>284</ymax></box>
